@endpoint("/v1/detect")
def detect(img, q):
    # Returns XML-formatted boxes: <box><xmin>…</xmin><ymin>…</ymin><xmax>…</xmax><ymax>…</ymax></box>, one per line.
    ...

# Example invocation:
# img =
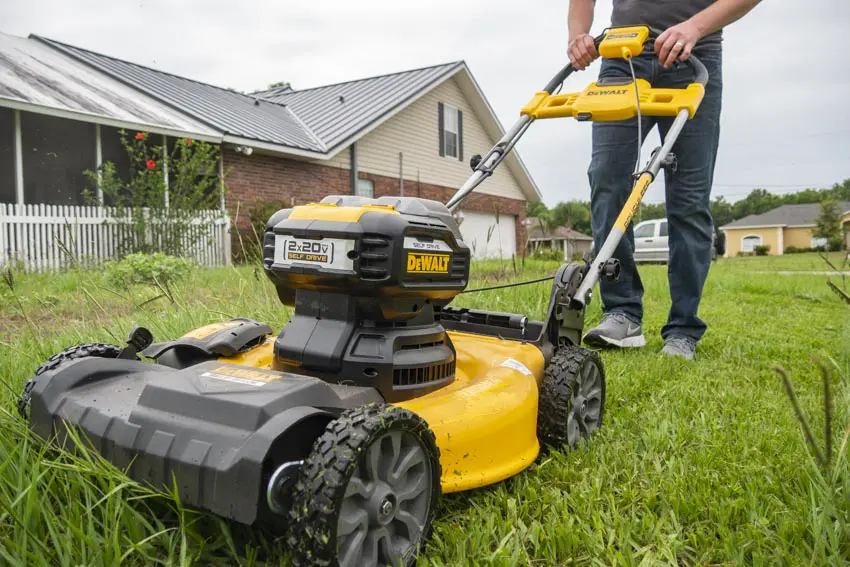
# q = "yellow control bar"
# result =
<box><xmin>521</xmin><ymin>80</ymin><xmax>705</xmax><ymax>122</ymax></box>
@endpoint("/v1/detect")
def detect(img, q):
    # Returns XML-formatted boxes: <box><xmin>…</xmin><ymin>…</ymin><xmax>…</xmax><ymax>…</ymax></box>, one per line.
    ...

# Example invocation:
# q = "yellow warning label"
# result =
<box><xmin>406</xmin><ymin>253</ymin><xmax>450</xmax><ymax>274</ymax></box>
<box><xmin>205</xmin><ymin>365</ymin><xmax>280</xmax><ymax>384</ymax></box>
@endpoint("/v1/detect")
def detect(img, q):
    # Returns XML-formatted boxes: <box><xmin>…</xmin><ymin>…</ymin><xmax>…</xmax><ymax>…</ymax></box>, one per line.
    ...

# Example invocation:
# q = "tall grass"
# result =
<box><xmin>0</xmin><ymin>253</ymin><xmax>848</xmax><ymax>565</ymax></box>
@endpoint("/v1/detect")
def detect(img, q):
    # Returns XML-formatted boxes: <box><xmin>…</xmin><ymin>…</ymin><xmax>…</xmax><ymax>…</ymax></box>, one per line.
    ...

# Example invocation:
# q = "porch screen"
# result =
<box><xmin>21</xmin><ymin>112</ymin><xmax>96</xmax><ymax>206</ymax></box>
<box><xmin>0</xmin><ymin>108</ymin><xmax>13</xmax><ymax>204</ymax></box>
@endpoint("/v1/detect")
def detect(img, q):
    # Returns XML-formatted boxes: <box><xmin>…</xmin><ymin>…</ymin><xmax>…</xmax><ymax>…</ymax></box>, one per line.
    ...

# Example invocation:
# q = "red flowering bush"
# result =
<box><xmin>83</xmin><ymin>130</ymin><xmax>227</xmax><ymax>257</ymax></box>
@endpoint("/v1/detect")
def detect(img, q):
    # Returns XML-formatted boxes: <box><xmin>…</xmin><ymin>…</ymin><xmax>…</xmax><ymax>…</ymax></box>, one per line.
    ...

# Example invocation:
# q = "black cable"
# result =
<box><xmin>461</xmin><ymin>275</ymin><xmax>555</xmax><ymax>294</ymax></box>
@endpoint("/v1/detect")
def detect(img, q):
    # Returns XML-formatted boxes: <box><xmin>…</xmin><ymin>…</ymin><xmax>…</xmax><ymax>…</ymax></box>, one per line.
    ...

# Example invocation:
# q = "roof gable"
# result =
<box><xmin>721</xmin><ymin>201</ymin><xmax>850</xmax><ymax>229</ymax></box>
<box><xmin>254</xmin><ymin>62</ymin><xmax>463</xmax><ymax>153</ymax></box>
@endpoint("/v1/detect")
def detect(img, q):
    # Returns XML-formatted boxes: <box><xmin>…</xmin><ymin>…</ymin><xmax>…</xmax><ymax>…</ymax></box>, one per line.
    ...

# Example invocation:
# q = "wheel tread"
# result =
<box><xmin>287</xmin><ymin>403</ymin><xmax>441</xmax><ymax>567</ymax></box>
<box><xmin>537</xmin><ymin>346</ymin><xmax>606</xmax><ymax>448</ymax></box>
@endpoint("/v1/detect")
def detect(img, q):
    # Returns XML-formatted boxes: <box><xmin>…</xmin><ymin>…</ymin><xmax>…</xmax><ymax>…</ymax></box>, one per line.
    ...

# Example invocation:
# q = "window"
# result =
<box><xmin>444</xmin><ymin>105</ymin><xmax>458</xmax><ymax>158</ymax></box>
<box><xmin>356</xmin><ymin>178</ymin><xmax>374</xmax><ymax>198</ymax></box>
<box><xmin>438</xmin><ymin>103</ymin><xmax>462</xmax><ymax>160</ymax></box>
<box><xmin>634</xmin><ymin>223</ymin><xmax>655</xmax><ymax>238</ymax></box>
<box><xmin>659</xmin><ymin>220</ymin><xmax>668</xmax><ymax>237</ymax></box>
<box><xmin>741</xmin><ymin>235</ymin><xmax>762</xmax><ymax>253</ymax></box>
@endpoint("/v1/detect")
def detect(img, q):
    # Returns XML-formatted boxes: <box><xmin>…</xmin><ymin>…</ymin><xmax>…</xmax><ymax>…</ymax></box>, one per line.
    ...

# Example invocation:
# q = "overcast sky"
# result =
<box><xmin>3</xmin><ymin>0</ymin><xmax>849</xmax><ymax>207</ymax></box>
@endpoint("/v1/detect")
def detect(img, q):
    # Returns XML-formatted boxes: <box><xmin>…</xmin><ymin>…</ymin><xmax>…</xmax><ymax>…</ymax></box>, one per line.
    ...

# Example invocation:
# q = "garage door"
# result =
<box><xmin>457</xmin><ymin>210</ymin><xmax>516</xmax><ymax>259</ymax></box>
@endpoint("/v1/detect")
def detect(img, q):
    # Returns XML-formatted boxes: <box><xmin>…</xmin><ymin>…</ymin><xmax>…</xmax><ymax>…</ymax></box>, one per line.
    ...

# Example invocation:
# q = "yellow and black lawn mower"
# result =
<box><xmin>18</xmin><ymin>25</ymin><xmax>707</xmax><ymax>567</ymax></box>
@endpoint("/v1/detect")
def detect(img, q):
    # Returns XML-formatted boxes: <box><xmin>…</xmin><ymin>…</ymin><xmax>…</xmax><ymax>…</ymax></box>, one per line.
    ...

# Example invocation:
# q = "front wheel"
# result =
<box><xmin>537</xmin><ymin>346</ymin><xmax>606</xmax><ymax>449</ymax></box>
<box><xmin>17</xmin><ymin>342</ymin><xmax>129</xmax><ymax>420</ymax></box>
<box><xmin>287</xmin><ymin>403</ymin><xmax>441</xmax><ymax>567</ymax></box>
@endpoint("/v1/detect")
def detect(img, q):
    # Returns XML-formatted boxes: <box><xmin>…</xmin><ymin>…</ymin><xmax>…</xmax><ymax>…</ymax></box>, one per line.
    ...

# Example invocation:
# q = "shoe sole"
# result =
<box><xmin>583</xmin><ymin>333</ymin><xmax>646</xmax><ymax>348</ymax></box>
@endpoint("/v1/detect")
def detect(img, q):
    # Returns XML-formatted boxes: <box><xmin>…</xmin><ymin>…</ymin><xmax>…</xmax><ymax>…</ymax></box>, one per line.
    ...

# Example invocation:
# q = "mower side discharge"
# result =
<box><xmin>27</xmin><ymin>355</ymin><xmax>381</xmax><ymax>525</ymax></box>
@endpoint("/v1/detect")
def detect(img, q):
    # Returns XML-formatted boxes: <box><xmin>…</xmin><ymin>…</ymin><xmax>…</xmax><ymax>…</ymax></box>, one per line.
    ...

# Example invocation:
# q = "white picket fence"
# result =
<box><xmin>0</xmin><ymin>203</ymin><xmax>231</xmax><ymax>272</ymax></box>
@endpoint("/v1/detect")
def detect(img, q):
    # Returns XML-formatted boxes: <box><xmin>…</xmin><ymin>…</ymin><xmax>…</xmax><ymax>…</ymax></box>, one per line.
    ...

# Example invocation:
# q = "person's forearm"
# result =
<box><xmin>568</xmin><ymin>0</ymin><xmax>595</xmax><ymax>40</ymax></box>
<box><xmin>689</xmin><ymin>0</ymin><xmax>761</xmax><ymax>37</ymax></box>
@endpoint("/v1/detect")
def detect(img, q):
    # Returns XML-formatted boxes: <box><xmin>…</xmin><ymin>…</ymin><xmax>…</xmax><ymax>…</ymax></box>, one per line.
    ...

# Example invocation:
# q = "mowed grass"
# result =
<box><xmin>0</xmin><ymin>253</ymin><xmax>848</xmax><ymax>566</ymax></box>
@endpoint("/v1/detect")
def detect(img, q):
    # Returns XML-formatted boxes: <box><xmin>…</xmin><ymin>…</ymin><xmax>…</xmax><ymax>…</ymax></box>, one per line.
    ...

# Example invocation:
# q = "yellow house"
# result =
<box><xmin>720</xmin><ymin>201</ymin><xmax>850</xmax><ymax>256</ymax></box>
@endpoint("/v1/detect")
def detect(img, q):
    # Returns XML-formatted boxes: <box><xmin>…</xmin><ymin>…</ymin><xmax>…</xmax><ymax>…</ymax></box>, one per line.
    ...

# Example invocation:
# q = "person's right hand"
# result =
<box><xmin>568</xmin><ymin>33</ymin><xmax>598</xmax><ymax>70</ymax></box>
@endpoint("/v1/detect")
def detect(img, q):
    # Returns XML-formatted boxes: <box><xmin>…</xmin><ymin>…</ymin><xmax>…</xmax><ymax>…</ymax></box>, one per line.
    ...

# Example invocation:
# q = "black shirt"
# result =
<box><xmin>610</xmin><ymin>0</ymin><xmax>723</xmax><ymax>46</ymax></box>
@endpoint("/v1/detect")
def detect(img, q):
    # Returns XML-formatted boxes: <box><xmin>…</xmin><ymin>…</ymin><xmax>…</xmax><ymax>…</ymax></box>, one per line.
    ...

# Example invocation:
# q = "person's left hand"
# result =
<box><xmin>654</xmin><ymin>20</ymin><xmax>703</xmax><ymax>68</ymax></box>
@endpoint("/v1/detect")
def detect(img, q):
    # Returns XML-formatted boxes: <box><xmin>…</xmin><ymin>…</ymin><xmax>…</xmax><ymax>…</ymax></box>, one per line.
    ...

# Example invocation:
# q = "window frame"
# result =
<box><xmin>741</xmin><ymin>234</ymin><xmax>762</xmax><ymax>253</ymax></box>
<box><xmin>443</xmin><ymin>104</ymin><xmax>459</xmax><ymax>159</ymax></box>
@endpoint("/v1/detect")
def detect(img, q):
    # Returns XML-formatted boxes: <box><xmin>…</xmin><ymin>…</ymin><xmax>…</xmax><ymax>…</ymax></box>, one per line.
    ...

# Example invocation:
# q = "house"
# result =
<box><xmin>0</xmin><ymin>30</ymin><xmax>541</xmax><ymax>270</ymax></box>
<box><xmin>523</xmin><ymin>216</ymin><xmax>593</xmax><ymax>260</ymax></box>
<box><xmin>719</xmin><ymin>201</ymin><xmax>850</xmax><ymax>256</ymax></box>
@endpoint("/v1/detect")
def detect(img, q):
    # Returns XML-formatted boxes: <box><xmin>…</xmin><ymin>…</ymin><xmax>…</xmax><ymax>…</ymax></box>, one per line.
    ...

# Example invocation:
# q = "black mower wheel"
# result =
<box><xmin>287</xmin><ymin>403</ymin><xmax>441</xmax><ymax>567</ymax></box>
<box><xmin>537</xmin><ymin>346</ymin><xmax>606</xmax><ymax>449</ymax></box>
<box><xmin>17</xmin><ymin>342</ymin><xmax>129</xmax><ymax>421</ymax></box>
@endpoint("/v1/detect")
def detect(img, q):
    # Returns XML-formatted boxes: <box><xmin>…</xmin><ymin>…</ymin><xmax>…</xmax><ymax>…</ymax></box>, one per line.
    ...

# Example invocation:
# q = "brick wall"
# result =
<box><xmin>222</xmin><ymin>147</ymin><xmax>527</xmax><ymax>258</ymax></box>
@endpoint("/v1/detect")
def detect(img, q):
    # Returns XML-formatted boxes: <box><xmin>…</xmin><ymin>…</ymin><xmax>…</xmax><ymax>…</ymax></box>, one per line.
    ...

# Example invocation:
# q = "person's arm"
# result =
<box><xmin>568</xmin><ymin>0</ymin><xmax>597</xmax><ymax>70</ymax></box>
<box><xmin>655</xmin><ymin>0</ymin><xmax>762</xmax><ymax>67</ymax></box>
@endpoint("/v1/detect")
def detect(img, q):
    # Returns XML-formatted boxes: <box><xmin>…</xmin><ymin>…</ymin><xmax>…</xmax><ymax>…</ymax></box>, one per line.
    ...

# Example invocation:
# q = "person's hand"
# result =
<box><xmin>568</xmin><ymin>33</ymin><xmax>598</xmax><ymax>70</ymax></box>
<box><xmin>654</xmin><ymin>20</ymin><xmax>703</xmax><ymax>68</ymax></box>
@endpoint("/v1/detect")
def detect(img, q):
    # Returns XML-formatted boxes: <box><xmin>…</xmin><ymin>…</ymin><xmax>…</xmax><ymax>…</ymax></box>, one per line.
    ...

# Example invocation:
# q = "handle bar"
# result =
<box><xmin>445</xmin><ymin>25</ymin><xmax>708</xmax><ymax>212</ymax></box>
<box><xmin>543</xmin><ymin>26</ymin><xmax>707</xmax><ymax>96</ymax></box>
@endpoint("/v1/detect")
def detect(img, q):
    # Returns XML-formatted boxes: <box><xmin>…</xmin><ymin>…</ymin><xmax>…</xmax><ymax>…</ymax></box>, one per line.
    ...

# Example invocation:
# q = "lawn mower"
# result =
<box><xmin>17</xmin><ymin>25</ymin><xmax>707</xmax><ymax>567</ymax></box>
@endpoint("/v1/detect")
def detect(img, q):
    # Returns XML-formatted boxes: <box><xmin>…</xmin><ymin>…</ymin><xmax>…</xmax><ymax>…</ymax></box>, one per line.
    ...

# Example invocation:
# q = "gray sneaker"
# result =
<box><xmin>660</xmin><ymin>335</ymin><xmax>697</xmax><ymax>360</ymax></box>
<box><xmin>583</xmin><ymin>312</ymin><xmax>646</xmax><ymax>348</ymax></box>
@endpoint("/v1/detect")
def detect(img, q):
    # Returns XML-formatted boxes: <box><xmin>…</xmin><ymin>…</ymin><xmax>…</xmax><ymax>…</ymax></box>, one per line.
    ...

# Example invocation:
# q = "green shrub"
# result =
<box><xmin>237</xmin><ymin>200</ymin><xmax>288</xmax><ymax>263</ymax></box>
<box><xmin>827</xmin><ymin>236</ymin><xmax>845</xmax><ymax>252</ymax></box>
<box><xmin>103</xmin><ymin>253</ymin><xmax>195</xmax><ymax>289</ymax></box>
<box><xmin>529</xmin><ymin>247</ymin><xmax>563</xmax><ymax>262</ymax></box>
<box><xmin>754</xmin><ymin>244</ymin><xmax>770</xmax><ymax>256</ymax></box>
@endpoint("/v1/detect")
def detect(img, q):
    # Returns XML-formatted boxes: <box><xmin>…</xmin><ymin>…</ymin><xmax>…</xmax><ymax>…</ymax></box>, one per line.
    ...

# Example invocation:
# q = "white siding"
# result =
<box><xmin>329</xmin><ymin>77</ymin><xmax>526</xmax><ymax>201</ymax></box>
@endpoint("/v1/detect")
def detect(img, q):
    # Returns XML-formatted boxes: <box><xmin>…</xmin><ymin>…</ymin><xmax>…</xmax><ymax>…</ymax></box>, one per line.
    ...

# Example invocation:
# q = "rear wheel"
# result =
<box><xmin>287</xmin><ymin>403</ymin><xmax>441</xmax><ymax>567</ymax></box>
<box><xmin>537</xmin><ymin>346</ymin><xmax>605</xmax><ymax>448</ymax></box>
<box><xmin>17</xmin><ymin>343</ymin><xmax>129</xmax><ymax>420</ymax></box>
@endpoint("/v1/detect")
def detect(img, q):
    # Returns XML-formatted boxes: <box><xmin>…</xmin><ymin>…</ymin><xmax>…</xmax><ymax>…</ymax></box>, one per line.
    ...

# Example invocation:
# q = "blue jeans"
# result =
<box><xmin>587</xmin><ymin>46</ymin><xmax>722</xmax><ymax>342</ymax></box>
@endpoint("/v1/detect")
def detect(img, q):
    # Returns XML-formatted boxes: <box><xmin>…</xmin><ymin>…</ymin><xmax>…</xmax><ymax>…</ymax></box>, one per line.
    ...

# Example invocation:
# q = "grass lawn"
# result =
<box><xmin>1</xmin><ymin>252</ymin><xmax>848</xmax><ymax>566</ymax></box>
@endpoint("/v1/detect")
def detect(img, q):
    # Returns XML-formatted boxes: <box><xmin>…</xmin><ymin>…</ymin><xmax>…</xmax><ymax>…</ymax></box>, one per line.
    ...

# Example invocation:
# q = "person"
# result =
<box><xmin>567</xmin><ymin>0</ymin><xmax>761</xmax><ymax>360</ymax></box>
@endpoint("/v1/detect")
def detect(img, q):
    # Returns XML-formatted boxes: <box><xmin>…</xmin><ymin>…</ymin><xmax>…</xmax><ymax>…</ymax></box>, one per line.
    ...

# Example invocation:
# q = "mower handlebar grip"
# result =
<box><xmin>544</xmin><ymin>27</ymin><xmax>708</xmax><ymax>94</ymax></box>
<box><xmin>646</xmin><ymin>26</ymin><xmax>709</xmax><ymax>86</ymax></box>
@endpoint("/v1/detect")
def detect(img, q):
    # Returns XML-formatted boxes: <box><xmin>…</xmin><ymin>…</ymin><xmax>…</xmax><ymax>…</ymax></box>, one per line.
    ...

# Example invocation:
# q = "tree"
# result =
<box><xmin>638</xmin><ymin>202</ymin><xmax>666</xmax><ymax>222</ymax></box>
<box><xmin>710</xmin><ymin>195</ymin><xmax>735</xmax><ymax>228</ymax></box>
<box><xmin>268</xmin><ymin>81</ymin><xmax>291</xmax><ymax>89</ymax></box>
<box><xmin>732</xmin><ymin>188</ymin><xmax>782</xmax><ymax>219</ymax></box>
<box><xmin>549</xmin><ymin>201</ymin><xmax>592</xmax><ymax>235</ymax></box>
<box><xmin>814</xmin><ymin>199</ymin><xmax>844</xmax><ymax>251</ymax></box>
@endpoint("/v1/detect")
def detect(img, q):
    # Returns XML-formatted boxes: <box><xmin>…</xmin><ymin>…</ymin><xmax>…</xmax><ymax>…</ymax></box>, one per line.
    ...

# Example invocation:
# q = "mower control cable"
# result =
<box><xmin>461</xmin><ymin>275</ymin><xmax>555</xmax><ymax>294</ymax></box>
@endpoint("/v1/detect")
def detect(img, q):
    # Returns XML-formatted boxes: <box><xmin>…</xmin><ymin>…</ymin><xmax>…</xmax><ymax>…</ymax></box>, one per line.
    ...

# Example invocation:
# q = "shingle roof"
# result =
<box><xmin>0</xmin><ymin>32</ymin><xmax>217</xmax><ymax>138</ymax></box>
<box><xmin>254</xmin><ymin>62</ymin><xmax>463</xmax><ymax>153</ymax></box>
<box><xmin>721</xmin><ymin>201</ymin><xmax>850</xmax><ymax>229</ymax></box>
<box><xmin>32</xmin><ymin>35</ymin><xmax>324</xmax><ymax>152</ymax></box>
<box><xmin>526</xmin><ymin>220</ymin><xmax>592</xmax><ymax>241</ymax></box>
<box><xmin>1</xmin><ymin>32</ymin><xmax>541</xmax><ymax>201</ymax></box>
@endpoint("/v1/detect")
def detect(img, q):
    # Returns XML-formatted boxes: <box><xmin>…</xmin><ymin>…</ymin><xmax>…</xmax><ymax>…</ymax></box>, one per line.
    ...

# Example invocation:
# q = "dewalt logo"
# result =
<box><xmin>407</xmin><ymin>253</ymin><xmax>450</xmax><ymax>274</ymax></box>
<box><xmin>588</xmin><ymin>89</ymin><xmax>628</xmax><ymax>96</ymax></box>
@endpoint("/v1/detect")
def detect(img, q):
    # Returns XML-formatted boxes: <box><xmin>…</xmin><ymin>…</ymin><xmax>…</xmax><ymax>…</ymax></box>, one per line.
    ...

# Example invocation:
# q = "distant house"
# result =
<box><xmin>523</xmin><ymin>216</ymin><xmax>593</xmax><ymax>260</ymax></box>
<box><xmin>720</xmin><ymin>201</ymin><xmax>850</xmax><ymax>256</ymax></box>
<box><xmin>0</xmin><ymin>30</ymin><xmax>541</xmax><ymax>270</ymax></box>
